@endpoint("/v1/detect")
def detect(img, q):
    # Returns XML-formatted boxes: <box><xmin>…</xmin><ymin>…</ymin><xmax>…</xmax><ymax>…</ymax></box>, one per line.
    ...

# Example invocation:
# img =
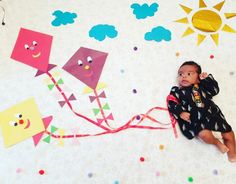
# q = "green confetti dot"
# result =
<box><xmin>188</xmin><ymin>177</ymin><xmax>193</xmax><ymax>182</ymax></box>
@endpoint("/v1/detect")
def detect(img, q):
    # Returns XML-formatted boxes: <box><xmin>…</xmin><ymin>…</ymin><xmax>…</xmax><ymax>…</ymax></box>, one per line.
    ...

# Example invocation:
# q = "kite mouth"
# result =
<box><xmin>24</xmin><ymin>119</ymin><xmax>31</xmax><ymax>129</ymax></box>
<box><xmin>84</xmin><ymin>71</ymin><xmax>93</xmax><ymax>77</ymax></box>
<box><xmin>32</xmin><ymin>52</ymin><xmax>41</xmax><ymax>58</ymax></box>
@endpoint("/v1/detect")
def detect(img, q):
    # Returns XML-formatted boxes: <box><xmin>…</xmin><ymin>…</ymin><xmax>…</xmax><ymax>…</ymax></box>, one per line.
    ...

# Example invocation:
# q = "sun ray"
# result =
<box><xmin>213</xmin><ymin>1</ymin><xmax>225</xmax><ymax>11</ymax></box>
<box><xmin>182</xmin><ymin>27</ymin><xmax>195</xmax><ymax>37</ymax></box>
<box><xmin>199</xmin><ymin>0</ymin><xmax>207</xmax><ymax>8</ymax></box>
<box><xmin>176</xmin><ymin>0</ymin><xmax>236</xmax><ymax>46</ymax></box>
<box><xmin>175</xmin><ymin>17</ymin><xmax>189</xmax><ymax>24</ymax></box>
<box><xmin>210</xmin><ymin>33</ymin><xmax>219</xmax><ymax>45</ymax></box>
<box><xmin>179</xmin><ymin>4</ymin><xmax>192</xmax><ymax>14</ymax></box>
<box><xmin>225</xmin><ymin>13</ymin><xmax>236</xmax><ymax>19</ymax></box>
<box><xmin>197</xmin><ymin>34</ymin><xmax>206</xmax><ymax>45</ymax></box>
<box><xmin>222</xmin><ymin>24</ymin><xmax>236</xmax><ymax>33</ymax></box>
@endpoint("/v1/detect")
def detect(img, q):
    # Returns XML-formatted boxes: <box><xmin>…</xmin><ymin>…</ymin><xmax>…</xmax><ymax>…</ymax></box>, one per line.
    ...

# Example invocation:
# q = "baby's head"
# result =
<box><xmin>178</xmin><ymin>61</ymin><xmax>201</xmax><ymax>87</ymax></box>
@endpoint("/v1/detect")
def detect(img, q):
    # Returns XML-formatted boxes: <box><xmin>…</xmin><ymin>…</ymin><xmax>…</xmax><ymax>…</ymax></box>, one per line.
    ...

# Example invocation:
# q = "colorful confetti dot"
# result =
<box><xmin>188</xmin><ymin>177</ymin><xmax>193</xmax><ymax>182</ymax></box>
<box><xmin>213</xmin><ymin>169</ymin><xmax>218</xmax><ymax>175</ymax></box>
<box><xmin>140</xmin><ymin>157</ymin><xmax>145</xmax><ymax>162</ymax></box>
<box><xmin>229</xmin><ymin>71</ymin><xmax>234</xmax><ymax>76</ymax></box>
<box><xmin>39</xmin><ymin>169</ymin><xmax>45</xmax><ymax>175</ymax></box>
<box><xmin>133</xmin><ymin>46</ymin><xmax>138</xmax><ymax>51</ymax></box>
<box><xmin>132</xmin><ymin>89</ymin><xmax>137</xmax><ymax>94</ymax></box>
<box><xmin>114</xmin><ymin>181</ymin><xmax>119</xmax><ymax>184</ymax></box>
<box><xmin>175</xmin><ymin>52</ymin><xmax>180</xmax><ymax>57</ymax></box>
<box><xmin>88</xmin><ymin>173</ymin><xmax>93</xmax><ymax>178</ymax></box>
<box><xmin>16</xmin><ymin>168</ymin><xmax>23</xmax><ymax>173</ymax></box>
<box><xmin>210</xmin><ymin>55</ymin><xmax>214</xmax><ymax>59</ymax></box>
<box><xmin>155</xmin><ymin>171</ymin><xmax>161</xmax><ymax>176</ymax></box>
<box><xmin>159</xmin><ymin>144</ymin><xmax>164</xmax><ymax>150</ymax></box>
<box><xmin>120</xmin><ymin>69</ymin><xmax>124</xmax><ymax>73</ymax></box>
<box><xmin>136</xmin><ymin>115</ymin><xmax>141</xmax><ymax>120</ymax></box>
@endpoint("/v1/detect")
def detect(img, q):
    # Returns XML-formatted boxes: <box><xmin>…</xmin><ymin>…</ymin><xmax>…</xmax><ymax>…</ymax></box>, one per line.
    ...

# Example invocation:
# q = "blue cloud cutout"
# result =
<box><xmin>89</xmin><ymin>24</ymin><xmax>118</xmax><ymax>41</ymax></box>
<box><xmin>51</xmin><ymin>10</ymin><xmax>77</xmax><ymax>27</ymax></box>
<box><xmin>145</xmin><ymin>26</ymin><xmax>172</xmax><ymax>42</ymax></box>
<box><xmin>131</xmin><ymin>3</ymin><xmax>159</xmax><ymax>19</ymax></box>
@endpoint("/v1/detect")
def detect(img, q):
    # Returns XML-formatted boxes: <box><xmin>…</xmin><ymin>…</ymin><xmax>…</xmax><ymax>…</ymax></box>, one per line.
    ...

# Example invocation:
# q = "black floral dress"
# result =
<box><xmin>168</xmin><ymin>74</ymin><xmax>232</xmax><ymax>139</ymax></box>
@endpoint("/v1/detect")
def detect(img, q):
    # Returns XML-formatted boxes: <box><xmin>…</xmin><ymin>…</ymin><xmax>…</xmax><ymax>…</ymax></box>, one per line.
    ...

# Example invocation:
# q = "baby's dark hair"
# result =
<box><xmin>180</xmin><ymin>61</ymin><xmax>202</xmax><ymax>74</ymax></box>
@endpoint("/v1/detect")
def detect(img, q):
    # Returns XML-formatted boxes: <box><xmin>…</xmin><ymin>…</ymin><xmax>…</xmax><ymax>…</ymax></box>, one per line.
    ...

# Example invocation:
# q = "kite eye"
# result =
<box><xmin>32</xmin><ymin>41</ymin><xmax>38</xmax><ymax>46</ymax></box>
<box><xmin>15</xmin><ymin>113</ymin><xmax>23</xmax><ymax>119</ymax></box>
<box><xmin>9</xmin><ymin>121</ymin><xmax>18</xmax><ymax>126</ymax></box>
<box><xmin>24</xmin><ymin>44</ymin><xmax>30</xmax><ymax>50</ymax></box>
<box><xmin>87</xmin><ymin>56</ymin><xmax>93</xmax><ymax>63</ymax></box>
<box><xmin>78</xmin><ymin>60</ymin><xmax>83</xmax><ymax>66</ymax></box>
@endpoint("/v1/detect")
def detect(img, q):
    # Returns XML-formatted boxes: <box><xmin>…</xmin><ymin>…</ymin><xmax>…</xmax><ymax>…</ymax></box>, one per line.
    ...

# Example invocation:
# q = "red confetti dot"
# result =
<box><xmin>39</xmin><ymin>170</ymin><xmax>45</xmax><ymax>175</ymax></box>
<box><xmin>140</xmin><ymin>157</ymin><xmax>145</xmax><ymax>162</ymax></box>
<box><xmin>210</xmin><ymin>55</ymin><xmax>214</xmax><ymax>59</ymax></box>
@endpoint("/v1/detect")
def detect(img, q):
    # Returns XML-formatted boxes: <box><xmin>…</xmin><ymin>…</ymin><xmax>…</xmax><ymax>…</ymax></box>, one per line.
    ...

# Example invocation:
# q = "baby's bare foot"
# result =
<box><xmin>228</xmin><ymin>153</ymin><xmax>236</xmax><ymax>162</ymax></box>
<box><xmin>216</xmin><ymin>142</ymin><xmax>229</xmax><ymax>154</ymax></box>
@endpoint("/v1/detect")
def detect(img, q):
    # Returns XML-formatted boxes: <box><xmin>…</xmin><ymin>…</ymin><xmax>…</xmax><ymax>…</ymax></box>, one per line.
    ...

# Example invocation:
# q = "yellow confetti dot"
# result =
<box><xmin>175</xmin><ymin>52</ymin><xmax>180</xmax><ymax>57</ymax></box>
<box><xmin>159</xmin><ymin>144</ymin><xmax>164</xmax><ymax>150</ymax></box>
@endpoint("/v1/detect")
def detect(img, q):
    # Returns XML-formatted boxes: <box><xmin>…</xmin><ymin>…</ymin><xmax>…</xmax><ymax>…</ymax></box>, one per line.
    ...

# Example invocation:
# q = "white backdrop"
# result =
<box><xmin>0</xmin><ymin>0</ymin><xmax>236</xmax><ymax>183</ymax></box>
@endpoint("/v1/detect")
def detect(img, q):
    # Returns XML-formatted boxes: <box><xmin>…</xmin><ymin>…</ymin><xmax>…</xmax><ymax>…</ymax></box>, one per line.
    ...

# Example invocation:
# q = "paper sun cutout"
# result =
<box><xmin>0</xmin><ymin>98</ymin><xmax>45</xmax><ymax>147</ymax></box>
<box><xmin>11</xmin><ymin>28</ymin><xmax>53</xmax><ymax>73</ymax></box>
<box><xmin>175</xmin><ymin>0</ymin><xmax>236</xmax><ymax>45</ymax></box>
<box><xmin>63</xmin><ymin>47</ymin><xmax>108</xmax><ymax>89</ymax></box>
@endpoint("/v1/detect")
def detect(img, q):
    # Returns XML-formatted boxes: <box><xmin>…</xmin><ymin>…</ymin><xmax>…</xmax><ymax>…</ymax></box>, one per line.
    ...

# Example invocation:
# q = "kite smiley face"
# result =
<box><xmin>9</xmin><ymin>113</ymin><xmax>32</xmax><ymax>130</ymax></box>
<box><xmin>11</xmin><ymin>28</ymin><xmax>53</xmax><ymax>72</ymax></box>
<box><xmin>0</xmin><ymin>98</ymin><xmax>44</xmax><ymax>147</ymax></box>
<box><xmin>63</xmin><ymin>47</ymin><xmax>108</xmax><ymax>89</ymax></box>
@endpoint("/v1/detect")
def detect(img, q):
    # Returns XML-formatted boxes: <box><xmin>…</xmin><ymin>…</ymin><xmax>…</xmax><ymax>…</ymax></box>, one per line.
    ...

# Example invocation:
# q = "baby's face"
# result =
<box><xmin>178</xmin><ymin>65</ymin><xmax>200</xmax><ymax>87</ymax></box>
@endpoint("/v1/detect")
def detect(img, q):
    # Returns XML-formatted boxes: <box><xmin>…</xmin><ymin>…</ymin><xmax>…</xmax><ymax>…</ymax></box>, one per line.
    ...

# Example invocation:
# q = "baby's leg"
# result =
<box><xmin>198</xmin><ymin>130</ymin><xmax>229</xmax><ymax>154</ymax></box>
<box><xmin>222</xmin><ymin>131</ymin><xmax>236</xmax><ymax>162</ymax></box>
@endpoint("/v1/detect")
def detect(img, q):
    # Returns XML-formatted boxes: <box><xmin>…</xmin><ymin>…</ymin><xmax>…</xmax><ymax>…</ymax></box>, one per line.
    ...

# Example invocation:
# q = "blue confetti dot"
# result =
<box><xmin>120</xmin><ymin>69</ymin><xmax>125</xmax><ymax>73</ymax></box>
<box><xmin>213</xmin><ymin>169</ymin><xmax>218</xmax><ymax>175</ymax></box>
<box><xmin>88</xmin><ymin>173</ymin><xmax>93</xmax><ymax>178</ymax></box>
<box><xmin>133</xmin><ymin>89</ymin><xmax>137</xmax><ymax>93</ymax></box>
<box><xmin>114</xmin><ymin>181</ymin><xmax>119</xmax><ymax>184</ymax></box>
<box><xmin>133</xmin><ymin>46</ymin><xmax>138</xmax><ymax>51</ymax></box>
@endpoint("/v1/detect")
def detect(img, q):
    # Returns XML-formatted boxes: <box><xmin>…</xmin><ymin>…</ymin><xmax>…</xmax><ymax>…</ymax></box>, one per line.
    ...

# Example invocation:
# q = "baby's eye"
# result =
<box><xmin>9</xmin><ymin>121</ymin><xmax>18</xmax><ymax>127</ymax></box>
<box><xmin>32</xmin><ymin>41</ymin><xmax>38</xmax><ymax>46</ymax></box>
<box><xmin>178</xmin><ymin>73</ymin><xmax>182</xmax><ymax>76</ymax></box>
<box><xmin>87</xmin><ymin>56</ymin><xmax>92</xmax><ymax>63</ymax></box>
<box><xmin>15</xmin><ymin>113</ymin><xmax>22</xmax><ymax>119</ymax></box>
<box><xmin>187</xmin><ymin>73</ymin><xmax>191</xmax><ymax>76</ymax></box>
<box><xmin>77</xmin><ymin>60</ymin><xmax>83</xmax><ymax>66</ymax></box>
<box><xmin>24</xmin><ymin>44</ymin><xmax>30</xmax><ymax>50</ymax></box>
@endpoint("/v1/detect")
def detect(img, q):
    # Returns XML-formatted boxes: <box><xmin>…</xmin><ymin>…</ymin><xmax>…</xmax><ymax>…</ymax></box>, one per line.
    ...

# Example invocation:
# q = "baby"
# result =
<box><xmin>168</xmin><ymin>61</ymin><xmax>236</xmax><ymax>162</ymax></box>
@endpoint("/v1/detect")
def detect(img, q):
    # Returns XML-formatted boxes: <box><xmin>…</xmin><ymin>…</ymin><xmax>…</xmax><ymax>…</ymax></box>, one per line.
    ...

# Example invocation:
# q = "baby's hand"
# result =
<box><xmin>199</xmin><ymin>72</ymin><xmax>208</xmax><ymax>80</ymax></box>
<box><xmin>180</xmin><ymin>112</ymin><xmax>190</xmax><ymax>122</ymax></box>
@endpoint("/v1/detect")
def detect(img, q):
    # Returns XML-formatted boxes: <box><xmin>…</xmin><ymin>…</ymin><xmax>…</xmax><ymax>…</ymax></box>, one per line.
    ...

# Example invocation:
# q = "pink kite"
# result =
<box><xmin>11</xmin><ymin>28</ymin><xmax>55</xmax><ymax>76</ymax></box>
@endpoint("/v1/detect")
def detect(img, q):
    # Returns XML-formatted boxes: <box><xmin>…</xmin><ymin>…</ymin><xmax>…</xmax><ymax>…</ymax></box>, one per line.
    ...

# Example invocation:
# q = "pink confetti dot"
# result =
<box><xmin>16</xmin><ymin>168</ymin><xmax>23</xmax><ymax>173</ymax></box>
<box><xmin>210</xmin><ymin>55</ymin><xmax>214</xmax><ymax>59</ymax></box>
<box><xmin>140</xmin><ymin>157</ymin><xmax>145</xmax><ymax>162</ymax></box>
<box><xmin>39</xmin><ymin>169</ymin><xmax>45</xmax><ymax>175</ymax></box>
<box><xmin>156</xmin><ymin>171</ymin><xmax>161</xmax><ymax>176</ymax></box>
